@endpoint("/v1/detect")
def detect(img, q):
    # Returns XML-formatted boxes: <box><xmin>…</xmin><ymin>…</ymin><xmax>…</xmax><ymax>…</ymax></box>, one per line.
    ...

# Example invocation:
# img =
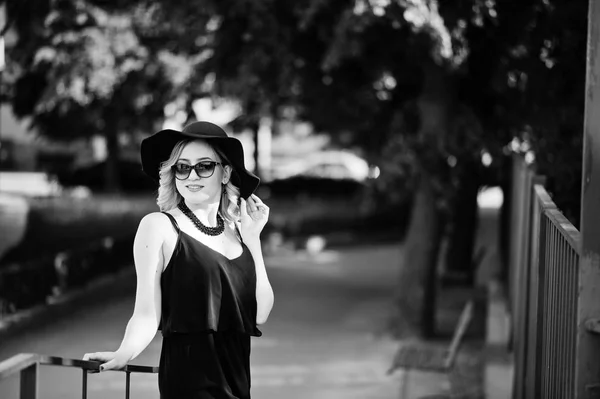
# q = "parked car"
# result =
<box><xmin>259</xmin><ymin>151</ymin><xmax>379</xmax><ymax>200</ymax></box>
<box><xmin>268</xmin><ymin>150</ymin><xmax>379</xmax><ymax>182</ymax></box>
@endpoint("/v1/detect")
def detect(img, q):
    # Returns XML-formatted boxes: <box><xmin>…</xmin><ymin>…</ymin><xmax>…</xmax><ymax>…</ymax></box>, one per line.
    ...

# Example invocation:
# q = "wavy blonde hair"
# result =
<box><xmin>156</xmin><ymin>139</ymin><xmax>241</xmax><ymax>224</ymax></box>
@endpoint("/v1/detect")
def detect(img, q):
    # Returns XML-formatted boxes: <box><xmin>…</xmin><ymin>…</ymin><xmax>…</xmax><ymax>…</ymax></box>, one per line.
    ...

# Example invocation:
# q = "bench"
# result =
<box><xmin>387</xmin><ymin>300</ymin><xmax>474</xmax><ymax>399</ymax></box>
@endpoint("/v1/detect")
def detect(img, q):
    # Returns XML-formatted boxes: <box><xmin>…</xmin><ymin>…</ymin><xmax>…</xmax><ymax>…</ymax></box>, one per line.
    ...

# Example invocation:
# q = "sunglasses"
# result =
<box><xmin>172</xmin><ymin>161</ymin><xmax>223</xmax><ymax>180</ymax></box>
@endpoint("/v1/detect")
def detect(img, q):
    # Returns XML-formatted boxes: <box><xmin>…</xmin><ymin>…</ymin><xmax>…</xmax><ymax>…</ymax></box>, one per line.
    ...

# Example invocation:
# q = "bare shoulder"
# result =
<box><xmin>139</xmin><ymin>211</ymin><xmax>171</xmax><ymax>227</ymax></box>
<box><xmin>136</xmin><ymin>212</ymin><xmax>172</xmax><ymax>241</ymax></box>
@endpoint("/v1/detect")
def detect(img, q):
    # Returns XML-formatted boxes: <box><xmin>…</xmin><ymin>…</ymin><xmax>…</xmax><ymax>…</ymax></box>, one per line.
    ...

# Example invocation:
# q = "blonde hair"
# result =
<box><xmin>156</xmin><ymin>139</ymin><xmax>241</xmax><ymax>224</ymax></box>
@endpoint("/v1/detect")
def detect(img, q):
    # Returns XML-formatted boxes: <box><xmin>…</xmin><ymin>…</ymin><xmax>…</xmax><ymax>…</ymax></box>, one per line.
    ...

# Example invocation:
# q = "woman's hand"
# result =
<box><xmin>240</xmin><ymin>194</ymin><xmax>270</xmax><ymax>243</ymax></box>
<box><xmin>82</xmin><ymin>351</ymin><xmax>130</xmax><ymax>372</ymax></box>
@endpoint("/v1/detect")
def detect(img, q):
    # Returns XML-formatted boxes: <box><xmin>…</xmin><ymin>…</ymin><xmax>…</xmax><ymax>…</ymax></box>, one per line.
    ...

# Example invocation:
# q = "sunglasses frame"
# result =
<box><xmin>172</xmin><ymin>161</ymin><xmax>223</xmax><ymax>180</ymax></box>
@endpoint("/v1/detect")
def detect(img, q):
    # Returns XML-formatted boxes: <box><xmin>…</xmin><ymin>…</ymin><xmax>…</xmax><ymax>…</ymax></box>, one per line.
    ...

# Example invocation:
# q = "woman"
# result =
<box><xmin>83</xmin><ymin>121</ymin><xmax>274</xmax><ymax>399</ymax></box>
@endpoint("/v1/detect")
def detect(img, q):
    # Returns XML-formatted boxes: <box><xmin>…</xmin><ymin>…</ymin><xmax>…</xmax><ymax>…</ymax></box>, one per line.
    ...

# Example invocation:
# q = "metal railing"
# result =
<box><xmin>0</xmin><ymin>353</ymin><xmax>157</xmax><ymax>399</ymax></box>
<box><xmin>538</xmin><ymin>208</ymin><xmax>580</xmax><ymax>397</ymax></box>
<box><xmin>508</xmin><ymin>155</ymin><xmax>590</xmax><ymax>398</ymax></box>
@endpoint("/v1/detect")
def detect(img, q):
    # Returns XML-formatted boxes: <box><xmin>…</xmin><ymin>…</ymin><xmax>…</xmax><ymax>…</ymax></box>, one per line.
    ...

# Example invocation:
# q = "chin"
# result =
<box><xmin>180</xmin><ymin>191</ymin><xmax>219</xmax><ymax>205</ymax></box>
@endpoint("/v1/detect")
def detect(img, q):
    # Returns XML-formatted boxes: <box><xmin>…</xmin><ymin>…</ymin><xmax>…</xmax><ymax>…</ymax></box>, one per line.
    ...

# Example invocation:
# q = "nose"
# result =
<box><xmin>191</xmin><ymin>169</ymin><xmax>203</xmax><ymax>179</ymax></box>
<box><xmin>185</xmin><ymin>168</ymin><xmax>203</xmax><ymax>180</ymax></box>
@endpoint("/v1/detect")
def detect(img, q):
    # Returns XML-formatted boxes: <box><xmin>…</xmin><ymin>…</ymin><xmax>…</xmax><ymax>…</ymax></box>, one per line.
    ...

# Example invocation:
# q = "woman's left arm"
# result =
<box><xmin>245</xmin><ymin>239</ymin><xmax>274</xmax><ymax>324</ymax></box>
<box><xmin>240</xmin><ymin>195</ymin><xmax>274</xmax><ymax>324</ymax></box>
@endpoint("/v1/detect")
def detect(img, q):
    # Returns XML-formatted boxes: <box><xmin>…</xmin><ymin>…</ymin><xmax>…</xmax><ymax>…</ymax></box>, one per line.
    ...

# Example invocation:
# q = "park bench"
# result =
<box><xmin>0</xmin><ymin>353</ymin><xmax>157</xmax><ymax>399</ymax></box>
<box><xmin>387</xmin><ymin>299</ymin><xmax>474</xmax><ymax>399</ymax></box>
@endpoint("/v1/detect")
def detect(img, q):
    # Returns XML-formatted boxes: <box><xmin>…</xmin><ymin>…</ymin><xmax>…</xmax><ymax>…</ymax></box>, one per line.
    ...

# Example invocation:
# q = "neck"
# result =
<box><xmin>182</xmin><ymin>199</ymin><xmax>221</xmax><ymax>225</ymax></box>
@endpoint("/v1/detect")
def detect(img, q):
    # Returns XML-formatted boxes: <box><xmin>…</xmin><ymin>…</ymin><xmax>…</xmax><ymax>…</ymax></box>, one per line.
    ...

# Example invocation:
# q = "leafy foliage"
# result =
<box><xmin>3</xmin><ymin>0</ymin><xmax>191</xmax><ymax>142</ymax></box>
<box><xmin>2</xmin><ymin>0</ymin><xmax>587</xmax><ymax>218</ymax></box>
<box><xmin>440</xmin><ymin>0</ymin><xmax>587</xmax><ymax>223</ymax></box>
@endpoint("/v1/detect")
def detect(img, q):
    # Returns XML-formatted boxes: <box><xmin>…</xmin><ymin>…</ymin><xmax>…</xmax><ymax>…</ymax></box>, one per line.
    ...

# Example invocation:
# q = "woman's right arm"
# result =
<box><xmin>83</xmin><ymin>213</ymin><xmax>166</xmax><ymax>371</ymax></box>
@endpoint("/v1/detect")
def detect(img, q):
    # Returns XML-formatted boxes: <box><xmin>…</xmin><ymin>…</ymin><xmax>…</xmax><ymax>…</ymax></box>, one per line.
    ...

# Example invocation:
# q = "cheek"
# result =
<box><xmin>207</xmin><ymin>176</ymin><xmax>223</xmax><ymax>191</ymax></box>
<box><xmin>175</xmin><ymin>180</ymin><xmax>191</xmax><ymax>196</ymax></box>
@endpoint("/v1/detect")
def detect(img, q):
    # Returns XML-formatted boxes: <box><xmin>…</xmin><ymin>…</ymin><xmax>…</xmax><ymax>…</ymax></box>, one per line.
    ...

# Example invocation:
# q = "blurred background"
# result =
<box><xmin>0</xmin><ymin>0</ymin><xmax>592</xmax><ymax>398</ymax></box>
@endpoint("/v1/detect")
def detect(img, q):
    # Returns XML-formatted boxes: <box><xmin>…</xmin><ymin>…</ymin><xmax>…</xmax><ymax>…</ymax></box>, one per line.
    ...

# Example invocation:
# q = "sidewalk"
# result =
<box><xmin>257</xmin><ymin>245</ymin><xmax>454</xmax><ymax>399</ymax></box>
<box><xmin>0</xmin><ymin>242</ymin><xmax>461</xmax><ymax>399</ymax></box>
<box><xmin>0</xmin><ymin>187</ymin><xmax>521</xmax><ymax>398</ymax></box>
<box><xmin>475</xmin><ymin>189</ymin><xmax>514</xmax><ymax>399</ymax></box>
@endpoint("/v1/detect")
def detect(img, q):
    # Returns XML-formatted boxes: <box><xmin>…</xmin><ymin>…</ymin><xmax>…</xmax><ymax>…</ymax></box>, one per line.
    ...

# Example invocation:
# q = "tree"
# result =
<box><xmin>195</xmin><ymin>0</ymin><xmax>476</xmax><ymax>336</ymax></box>
<box><xmin>121</xmin><ymin>0</ymin><xmax>485</xmax><ymax>336</ymax></box>
<box><xmin>196</xmin><ymin>0</ymin><xmax>589</xmax><ymax>335</ymax></box>
<box><xmin>4</xmin><ymin>0</ymin><xmax>586</xmax><ymax>336</ymax></box>
<box><xmin>439</xmin><ymin>0</ymin><xmax>587</xmax><ymax>224</ymax></box>
<box><xmin>2</xmin><ymin>0</ymin><xmax>191</xmax><ymax>191</ymax></box>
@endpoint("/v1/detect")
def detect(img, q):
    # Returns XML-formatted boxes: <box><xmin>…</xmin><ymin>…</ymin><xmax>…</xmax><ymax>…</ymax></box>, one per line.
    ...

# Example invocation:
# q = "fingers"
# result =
<box><xmin>83</xmin><ymin>352</ymin><xmax>103</xmax><ymax>373</ymax></box>
<box><xmin>245</xmin><ymin>197</ymin><xmax>258</xmax><ymax>213</ymax></box>
<box><xmin>247</xmin><ymin>195</ymin><xmax>268</xmax><ymax>212</ymax></box>
<box><xmin>239</xmin><ymin>197</ymin><xmax>269</xmax><ymax>222</ymax></box>
<box><xmin>250</xmin><ymin>194</ymin><xmax>264</xmax><ymax>204</ymax></box>
<box><xmin>101</xmin><ymin>358</ymin><xmax>124</xmax><ymax>372</ymax></box>
<box><xmin>83</xmin><ymin>352</ymin><xmax>120</xmax><ymax>373</ymax></box>
<box><xmin>83</xmin><ymin>352</ymin><xmax>111</xmax><ymax>362</ymax></box>
<box><xmin>239</xmin><ymin>198</ymin><xmax>249</xmax><ymax>217</ymax></box>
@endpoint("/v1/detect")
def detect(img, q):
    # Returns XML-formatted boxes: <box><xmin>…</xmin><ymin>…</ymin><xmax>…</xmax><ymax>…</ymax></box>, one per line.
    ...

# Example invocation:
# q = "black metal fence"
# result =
<box><xmin>0</xmin><ymin>353</ymin><xmax>157</xmax><ymax>399</ymax></box>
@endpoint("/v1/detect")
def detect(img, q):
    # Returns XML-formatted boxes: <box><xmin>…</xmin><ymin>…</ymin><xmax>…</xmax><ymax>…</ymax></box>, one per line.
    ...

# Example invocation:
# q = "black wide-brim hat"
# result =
<box><xmin>141</xmin><ymin>121</ymin><xmax>260</xmax><ymax>199</ymax></box>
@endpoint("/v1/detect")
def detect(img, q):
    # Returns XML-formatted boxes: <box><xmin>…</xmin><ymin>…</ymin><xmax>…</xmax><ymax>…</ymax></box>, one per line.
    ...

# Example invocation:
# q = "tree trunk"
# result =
<box><xmin>396</xmin><ymin>61</ymin><xmax>452</xmax><ymax>338</ymax></box>
<box><xmin>395</xmin><ymin>174</ymin><xmax>444</xmax><ymax>337</ymax></box>
<box><xmin>251</xmin><ymin>122</ymin><xmax>260</xmax><ymax>180</ymax></box>
<box><xmin>103</xmin><ymin>118</ymin><xmax>120</xmax><ymax>193</ymax></box>
<box><xmin>443</xmin><ymin>162</ymin><xmax>480</xmax><ymax>286</ymax></box>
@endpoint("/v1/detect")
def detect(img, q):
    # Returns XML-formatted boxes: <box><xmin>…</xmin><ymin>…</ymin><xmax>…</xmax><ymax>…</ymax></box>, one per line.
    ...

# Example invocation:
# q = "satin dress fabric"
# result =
<box><xmin>158</xmin><ymin>212</ymin><xmax>261</xmax><ymax>399</ymax></box>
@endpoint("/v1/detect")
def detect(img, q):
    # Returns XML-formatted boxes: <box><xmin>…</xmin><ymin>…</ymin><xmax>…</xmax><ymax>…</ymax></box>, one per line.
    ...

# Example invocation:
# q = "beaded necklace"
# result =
<box><xmin>178</xmin><ymin>201</ymin><xmax>225</xmax><ymax>236</ymax></box>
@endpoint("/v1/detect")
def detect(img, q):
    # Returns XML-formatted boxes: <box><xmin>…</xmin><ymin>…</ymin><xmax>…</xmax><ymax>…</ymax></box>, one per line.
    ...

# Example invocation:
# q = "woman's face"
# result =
<box><xmin>174</xmin><ymin>140</ymin><xmax>231</xmax><ymax>206</ymax></box>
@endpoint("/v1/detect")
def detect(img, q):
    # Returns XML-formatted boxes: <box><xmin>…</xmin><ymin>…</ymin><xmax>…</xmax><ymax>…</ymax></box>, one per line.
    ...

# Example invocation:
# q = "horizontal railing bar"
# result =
<box><xmin>37</xmin><ymin>356</ymin><xmax>101</xmax><ymax>371</ymax></box>
<box><xmin>0</xmin><ymin>353</ymin><xmax>158</xmax><ymax>380</ymax></box>
<box><xmin>0</xmin><ymin>353</ymin><xmax>39</xmax><ymax>380</ymax></box>
<box><xmin>38</xmin><ymin>355</ymin><xmax>158</xmax><ymax>373</ymax></box>
<box><xmin>532</xmin><ymin>184</ymin><xmax>558</xmax><ymax>211</ymax></box>
<box><xmin>544</xmin><ymin>209</ymin><xmax>581</xmax><ymax>255</ymax></box>
<box><xmin>124</xmin><ymin>364</ymin><xmax>159</xmax><ymax>374</ymax></box>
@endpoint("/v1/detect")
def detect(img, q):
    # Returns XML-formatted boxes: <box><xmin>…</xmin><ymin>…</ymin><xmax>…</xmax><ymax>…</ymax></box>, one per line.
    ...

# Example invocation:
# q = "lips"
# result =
<box><xmin>186</xmin><ymin>185</ymin><xmax>203</xmax><ymax>192</ymax></box>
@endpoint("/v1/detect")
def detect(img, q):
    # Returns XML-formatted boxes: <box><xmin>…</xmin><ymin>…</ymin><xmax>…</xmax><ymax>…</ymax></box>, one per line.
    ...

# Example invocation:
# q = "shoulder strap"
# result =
<box><xmin>233</xmin><ymin>220</ymin><xmax>243</xmax><ymax>243</ymax></box>
<box><xmin>161</xmin><ymin>212</ymin><xmax>181</xmax><ymax>234</ymax></box>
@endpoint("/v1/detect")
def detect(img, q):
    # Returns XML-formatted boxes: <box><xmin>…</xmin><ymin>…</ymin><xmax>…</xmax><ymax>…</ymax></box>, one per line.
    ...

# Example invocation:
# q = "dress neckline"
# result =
<box><xmin>180</xmin><ymin>230</ymin><xmax>246</xmax><ymax>262</ymax></box>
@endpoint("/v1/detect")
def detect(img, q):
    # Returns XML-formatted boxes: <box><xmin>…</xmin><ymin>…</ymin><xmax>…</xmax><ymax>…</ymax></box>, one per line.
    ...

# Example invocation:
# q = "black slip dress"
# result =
<box><xmin>158</xmin><ymin>212</ymin><xmax>262</xmax><ymax>399</ymax></box>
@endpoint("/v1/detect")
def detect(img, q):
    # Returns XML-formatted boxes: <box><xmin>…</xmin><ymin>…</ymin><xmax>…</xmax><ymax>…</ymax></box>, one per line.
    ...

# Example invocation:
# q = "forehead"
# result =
<box><xmin>179</xmin><ymin>140</ymin><xmax>217</xmax><ymax>160</ymax></box>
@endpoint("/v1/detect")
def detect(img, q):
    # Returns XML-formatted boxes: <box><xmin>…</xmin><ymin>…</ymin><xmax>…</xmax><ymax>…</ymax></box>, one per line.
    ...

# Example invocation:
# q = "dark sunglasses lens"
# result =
<box><xmin>196</xmin><ymin>162</ymin><xmax>216</xmax><ymax>177</ymax></box>
<box><xmin>174</xmin><ymin>164</ymin><xmax>192</xmax><ymax>179</ymax></box>
<box><xmin>174</xmin><ymin>162</ymin><xmax>218</xmax><ymax>179</ymax></box>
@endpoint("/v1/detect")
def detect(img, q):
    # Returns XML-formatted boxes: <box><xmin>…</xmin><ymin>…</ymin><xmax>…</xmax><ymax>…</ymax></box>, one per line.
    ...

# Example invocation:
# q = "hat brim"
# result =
<box><xmin>141</xmin><ymin>129</ymin><xmax>260</xmax><ymax>199</ymax></box>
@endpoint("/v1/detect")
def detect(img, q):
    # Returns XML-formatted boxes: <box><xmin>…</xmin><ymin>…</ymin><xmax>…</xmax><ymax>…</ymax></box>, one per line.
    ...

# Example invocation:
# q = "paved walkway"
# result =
<box><xmin>0</xmin><ymin>243</ymin><xmax>453</xmax><ymax>399</ymax></box>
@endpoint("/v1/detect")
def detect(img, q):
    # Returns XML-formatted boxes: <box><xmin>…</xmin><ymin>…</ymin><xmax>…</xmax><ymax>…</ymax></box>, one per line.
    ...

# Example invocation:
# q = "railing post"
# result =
<box><xmin>1</xmin><ymin>354</ymin><xmax>158</xmax><ymax>399</ymax></box>
<box><xmin>509</xmin><ymin>155</ymin><xmax>527</xmax><ymax>318</ymax></box>
<box><xmin>20</xmin><ymin>363</ymin><xmax>38</xmax><ymax>399</ymax></box>
<box><xmin>524</xmin><ymin>179</ymin><xmax>546</xmax><ymax>399</ymax></box>
<box><xmin>577</xmin><ymin>0</ymin><xmax>600</xmax><ymax>397</ymax></box>
<box><xmin>125</xmin><ymin>371</ymin><xmax>131</xmax><ymax>399</ymax></box>
<box><xmin>82</xmin><ymin>368</ymin><xmax>87</xmax><ymax>399</ymax></box>
<box><xmin>512</xmin><ymin>164</ymin><xmax>536</xmax><ymax>399</ymax></box>
<box><xmin>536</xmin><ymin>209</ymin><xmax>549</xmax><ymax>397</ymax></box>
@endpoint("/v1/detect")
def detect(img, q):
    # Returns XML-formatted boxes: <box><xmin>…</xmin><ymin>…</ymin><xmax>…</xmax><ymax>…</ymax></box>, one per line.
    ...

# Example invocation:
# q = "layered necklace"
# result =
<box><xmin>178</xmin><ymin>201</ymin><xmax>225</xmax><ymax>236</ymax></box>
